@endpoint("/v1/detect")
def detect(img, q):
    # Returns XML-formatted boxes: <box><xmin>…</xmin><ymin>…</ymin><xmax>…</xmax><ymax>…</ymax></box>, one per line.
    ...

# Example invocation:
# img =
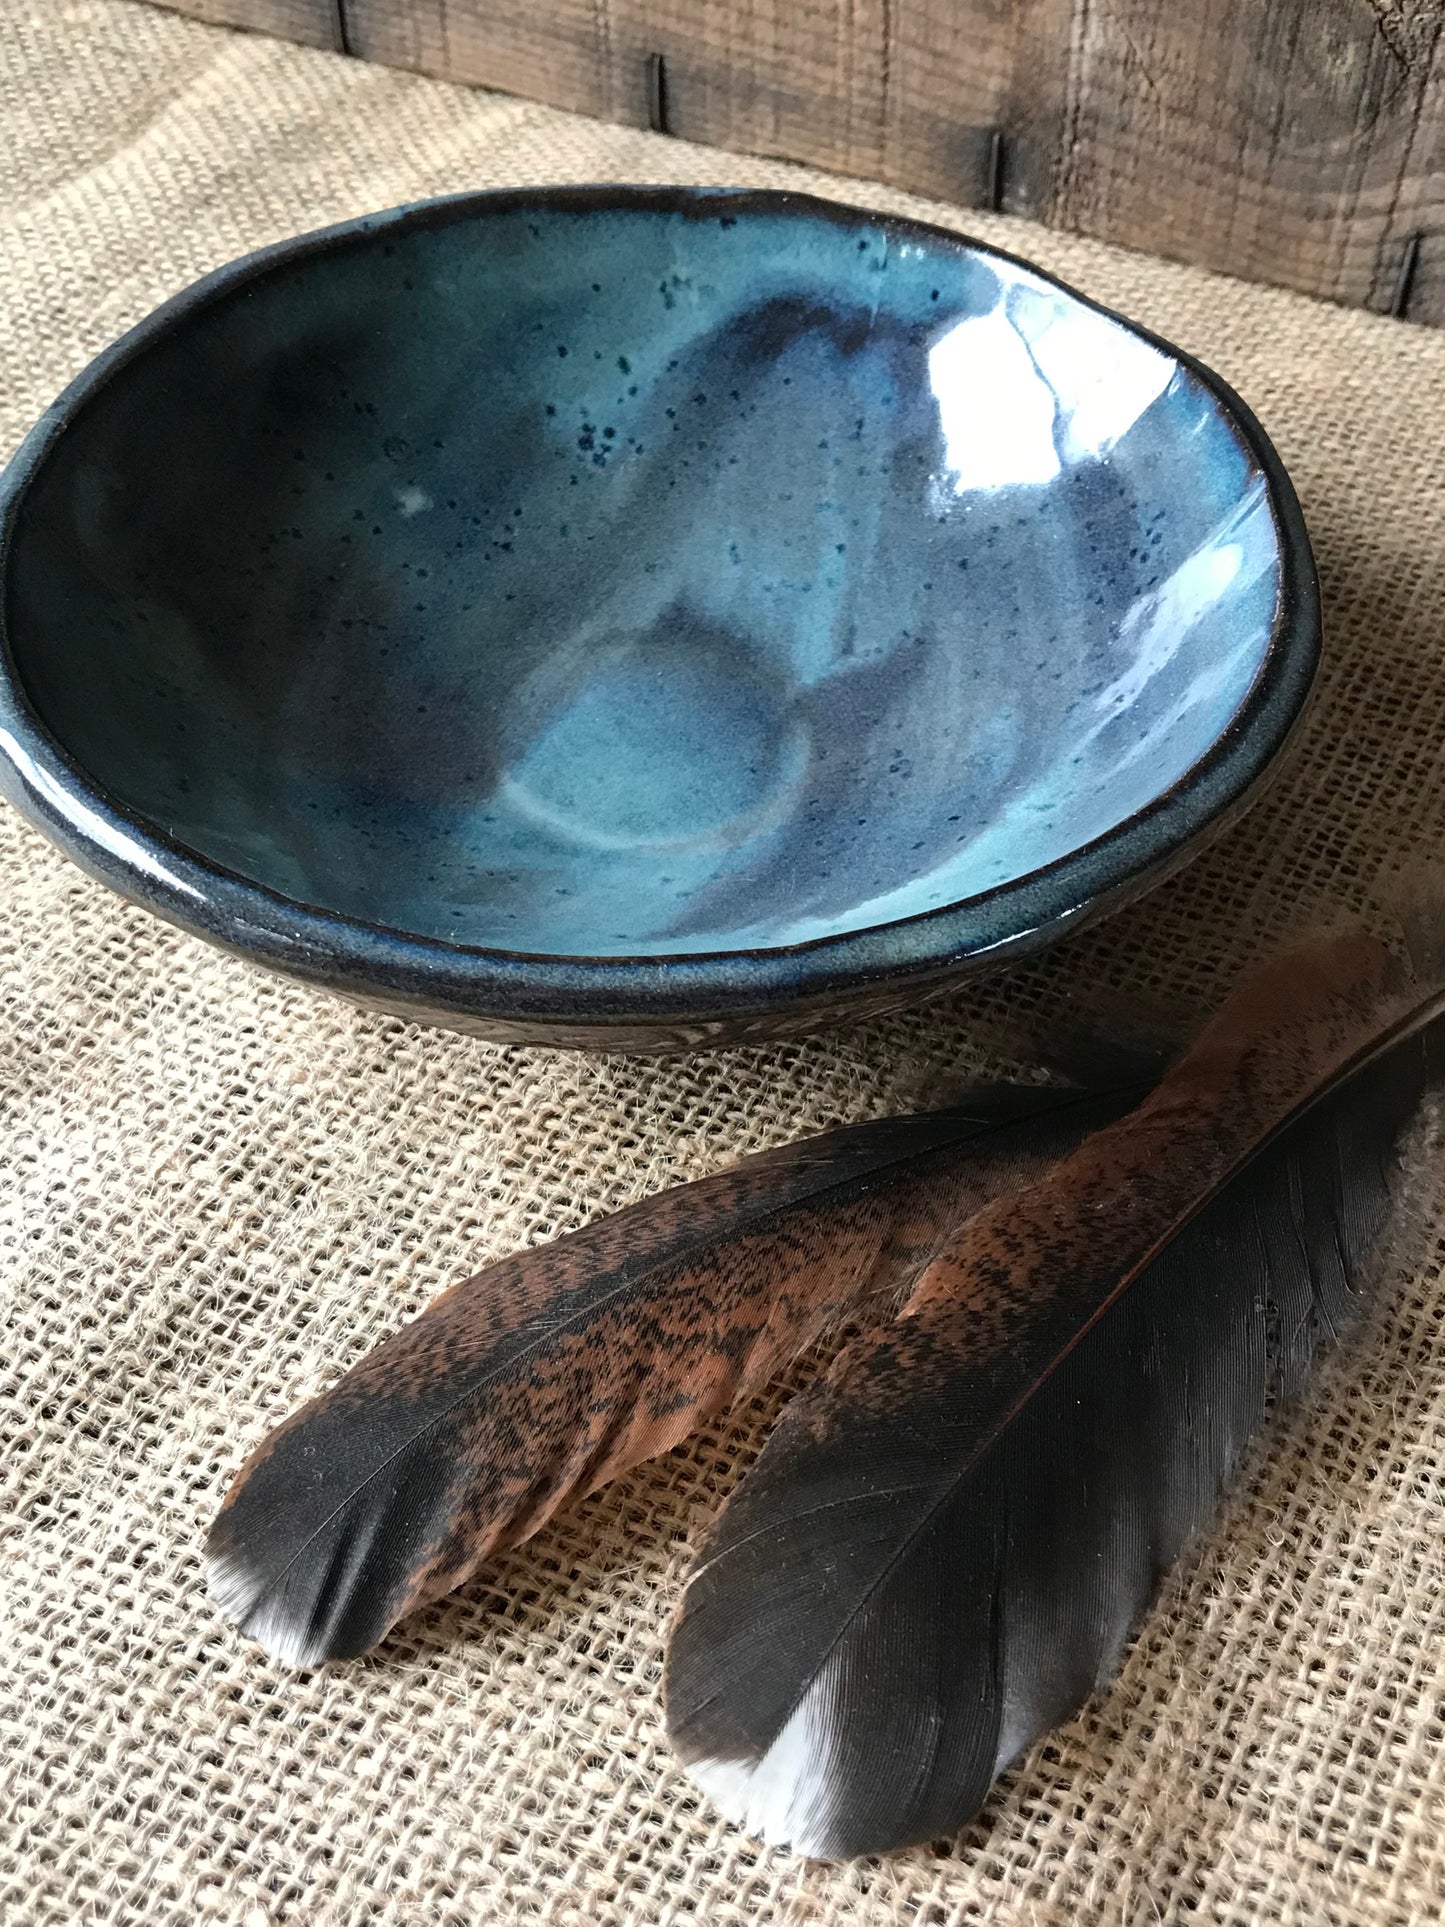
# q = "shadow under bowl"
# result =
<box><xmin>0</xmin><ymin>186</ymin><xmax>1318</xmax><ymax>1049</ymax></box>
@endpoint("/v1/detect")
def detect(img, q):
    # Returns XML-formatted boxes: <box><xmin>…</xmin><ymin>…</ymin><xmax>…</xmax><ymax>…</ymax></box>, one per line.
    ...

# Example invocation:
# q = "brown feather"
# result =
<box><xmin>207</xmin><ymin>1084</ymin><xmax>1139</xmax><ymax>1665</ymax></box>
<box><xmin>666</xmin><ymin>918</ymin><xmax>1444</xmax><ymax>1857</ymax></box>
<box><xmin>900</xmin><ymin>927</ymin><xmax>1409</xmax><ymax>1342</ymax></box>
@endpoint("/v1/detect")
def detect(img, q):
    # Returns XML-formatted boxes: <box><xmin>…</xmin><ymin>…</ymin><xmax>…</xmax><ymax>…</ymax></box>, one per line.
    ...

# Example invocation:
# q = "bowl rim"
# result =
<box><xmin>0</xmin><ymin>182</ymin><xmax>1319</xmax><ymax>1033</ymax></box>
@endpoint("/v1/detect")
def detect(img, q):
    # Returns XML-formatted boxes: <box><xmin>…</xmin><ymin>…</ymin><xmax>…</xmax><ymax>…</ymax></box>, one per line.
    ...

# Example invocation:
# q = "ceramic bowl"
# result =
<box><xmin>0</xmin><ymin>187</ymin><xmax>1317</xmax><ymax>1049</ymax></box>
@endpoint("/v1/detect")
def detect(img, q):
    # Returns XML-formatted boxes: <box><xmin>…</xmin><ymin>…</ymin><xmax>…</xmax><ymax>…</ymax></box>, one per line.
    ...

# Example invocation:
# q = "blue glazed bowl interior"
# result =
<box><xmin>4</xmin><ymin>197</ymin><xmax>1281</xmax><ymax>961</ymax></box>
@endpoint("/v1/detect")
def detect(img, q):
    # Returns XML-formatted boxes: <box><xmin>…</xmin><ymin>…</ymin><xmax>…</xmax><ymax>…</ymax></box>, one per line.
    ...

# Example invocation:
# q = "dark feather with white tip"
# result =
<box><xmin>665</xmin><ymin>916</ymin><xmax>1443</xmax><ymax>1858</ymax></box>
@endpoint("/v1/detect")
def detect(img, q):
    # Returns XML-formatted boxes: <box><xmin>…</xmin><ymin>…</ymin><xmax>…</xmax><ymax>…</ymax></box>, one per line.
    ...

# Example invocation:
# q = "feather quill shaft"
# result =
<box><xmin>666</xmin><ymin>920</ymin><xmax>1443</xmax><ymax>1857</ymax></box>
<box><xmin>207</xmin><ymin>1083</ymin><xmax>1138</xmax><ymax>1665</ymax></box>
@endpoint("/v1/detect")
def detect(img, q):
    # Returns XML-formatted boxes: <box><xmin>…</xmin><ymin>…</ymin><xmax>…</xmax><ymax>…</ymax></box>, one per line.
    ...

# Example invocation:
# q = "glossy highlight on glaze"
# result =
<box><xmin>0</xmin><ymin>188</ymin><xmax>1318</xmax><ymax>1045</ymax></box>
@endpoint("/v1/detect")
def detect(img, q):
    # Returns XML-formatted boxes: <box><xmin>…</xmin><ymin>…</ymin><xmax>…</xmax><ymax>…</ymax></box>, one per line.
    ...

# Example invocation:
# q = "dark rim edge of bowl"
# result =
<box><xmin>0</xmin><ymin>183</ymin><xmax>1320</xmax><ymax>1028</ymax></box>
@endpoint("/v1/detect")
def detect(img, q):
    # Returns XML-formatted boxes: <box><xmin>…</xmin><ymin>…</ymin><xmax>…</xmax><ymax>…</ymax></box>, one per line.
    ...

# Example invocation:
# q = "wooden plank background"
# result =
<box><xmin>144</xmin><ymin>0</ymin><xmax>1445</xmax><ymax>327</ymax></box>
<box><xmin>151</xmin><ymin>0</ymin><xmax>340</xmax><ymax>47</ymax></box>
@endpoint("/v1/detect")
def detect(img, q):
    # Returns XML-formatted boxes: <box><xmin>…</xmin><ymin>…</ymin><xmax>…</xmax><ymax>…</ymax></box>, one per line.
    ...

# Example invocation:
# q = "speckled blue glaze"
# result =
<box><xmin>0</xmin><ymin>188</ymin><xmax>1317</xmax><ymax>1048</ymax></box>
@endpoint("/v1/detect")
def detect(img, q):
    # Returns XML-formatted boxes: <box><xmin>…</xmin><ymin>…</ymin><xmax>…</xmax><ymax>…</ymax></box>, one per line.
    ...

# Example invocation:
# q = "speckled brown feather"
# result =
<box><xmin>667</xmin><ymin>919</ymin><xmax>1445</xmax><ymax>1858</ymax></box>
<box><xmin>207</xmin><ymin>1085</ymin><xmax>1138</xmax><ymax>1666</ymax></box>
<box><xmin>889</xmin><ymin>928</ymin><xmax>1414</xmax><ymax>1370</ymax></box>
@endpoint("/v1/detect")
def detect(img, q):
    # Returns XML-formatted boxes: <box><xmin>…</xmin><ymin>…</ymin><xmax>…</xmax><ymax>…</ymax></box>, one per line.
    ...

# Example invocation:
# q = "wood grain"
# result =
<box><xmin>142</xmin><ymin>0</ymin><xmax>1445</xmax><ymax>325</ymax></box>
<box><xmin>148</xmin><ymin>0</ymin><xmax>341</xmax><ymax>48</ymax></box>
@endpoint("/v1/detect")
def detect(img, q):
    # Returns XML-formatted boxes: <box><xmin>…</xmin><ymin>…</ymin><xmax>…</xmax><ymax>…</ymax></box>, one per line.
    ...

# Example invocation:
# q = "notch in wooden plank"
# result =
<box><xmin>1390</xmin><ymin>233</ymin><xmax>1421</xmax><ymax>321</ymax></box>
<box><xmin>984</xmin><ymin>129</ymin><xmax>1005</xmax><ymax>213</ymax></box>
<box><xmin>647</xmin><ymin>53</ymin><xmax>670</xmax><ymax>136</ymax></box>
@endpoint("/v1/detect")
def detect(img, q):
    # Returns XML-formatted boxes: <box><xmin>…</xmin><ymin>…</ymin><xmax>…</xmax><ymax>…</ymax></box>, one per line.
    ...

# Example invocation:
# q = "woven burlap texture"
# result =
<box><xmin>3</xmin><ymin>4</ymin><xmax>1445</xmax><ymax>1922</ymax></box>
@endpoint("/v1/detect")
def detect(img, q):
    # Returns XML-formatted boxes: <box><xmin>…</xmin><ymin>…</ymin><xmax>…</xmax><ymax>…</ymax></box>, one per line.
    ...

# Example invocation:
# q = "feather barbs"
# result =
<box><xmin>202</xmin><ymin>908</ymin><xmax>1441</xmax><ymax>1859</ymax></box>
<box><xmin>665</xmin><ymin>915</ymin><xmax>1443</xmax><ymax>1854</ymax></box>
<box><xmin>207</xmin><ymin>1084</ymin><xmax>1139</xmax><ymax>1666</ymax></box>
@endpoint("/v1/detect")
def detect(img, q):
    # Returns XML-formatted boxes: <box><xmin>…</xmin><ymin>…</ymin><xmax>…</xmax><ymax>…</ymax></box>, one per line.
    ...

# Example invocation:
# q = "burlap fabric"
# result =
<box><xmin>3</xmin><ymin>4</ymin><xmax>1445</xmax><ymax>1921</ymax></box>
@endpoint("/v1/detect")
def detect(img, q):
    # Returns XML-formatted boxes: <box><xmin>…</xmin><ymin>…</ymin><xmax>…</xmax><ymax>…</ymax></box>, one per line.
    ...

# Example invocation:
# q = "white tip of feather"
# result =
<box><xmin>204</xmin><ymin>1549</ymin><xmax>328</xmax><ymax>1669</ymax></box>
<box><xmin>683</xmin><ymin>1664</ymin><xmax>843</xmax><ymax>1858</ymax></box>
